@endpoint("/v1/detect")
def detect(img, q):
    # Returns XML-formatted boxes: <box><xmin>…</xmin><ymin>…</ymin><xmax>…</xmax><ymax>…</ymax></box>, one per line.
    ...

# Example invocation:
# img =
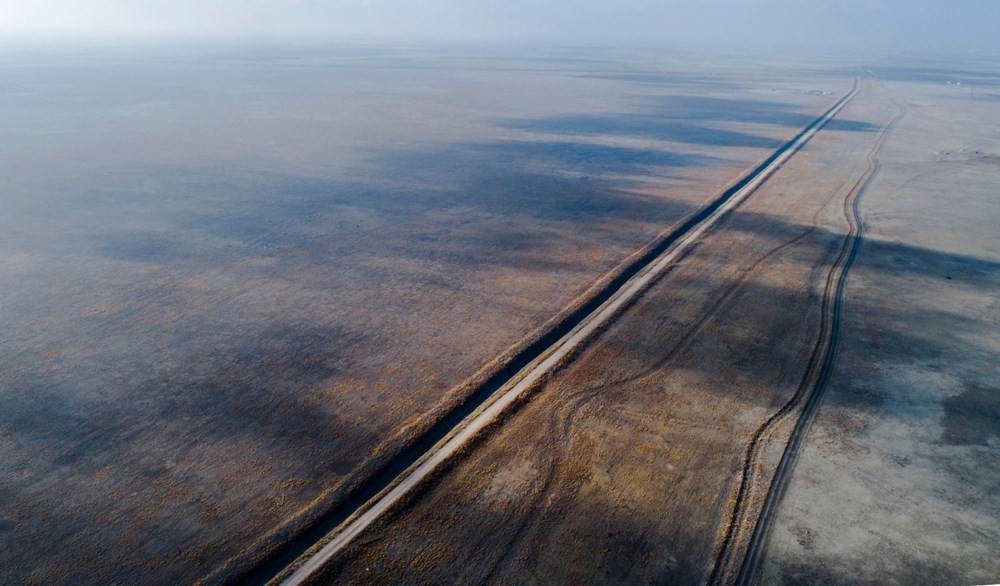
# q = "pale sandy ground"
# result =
<box><xmin>758</xmin><ymin>72</ymin><xmax>1000</xmax><ymax>584</ymax></box>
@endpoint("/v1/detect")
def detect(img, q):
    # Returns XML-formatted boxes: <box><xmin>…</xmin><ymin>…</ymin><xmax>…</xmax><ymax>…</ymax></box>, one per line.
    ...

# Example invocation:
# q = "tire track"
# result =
<box><xmin>478</xmin><ymin>222</ymin><xmax>821</xmax><ymax>582</ymax></box>
<box><xmin>708</xmin><ymin>87</ymin><xmax>907</xmax><ymax>586</ymax></box>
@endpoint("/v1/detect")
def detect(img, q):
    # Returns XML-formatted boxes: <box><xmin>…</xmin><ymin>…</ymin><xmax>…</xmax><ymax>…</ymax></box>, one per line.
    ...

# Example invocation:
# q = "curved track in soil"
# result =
<box><xmin>708</xmin><ymin>88</ymin><xmax>908</xmax><ymax>586</ymax></box>
<box><xmin>477</xmin><ymin>222</ymin><xmax>823</xmax><ymax>582</ymax></box>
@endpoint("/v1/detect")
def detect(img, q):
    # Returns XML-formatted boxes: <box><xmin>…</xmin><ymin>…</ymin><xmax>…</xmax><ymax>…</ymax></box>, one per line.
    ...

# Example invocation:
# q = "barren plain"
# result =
<box><xmin>0</xmin><ymin>46</ymin><xmax>849</xmax><ymax>583</ymax></box>
<box><xmin>2</xmin><ymin>46</ymin><xmax>996</xmax><ymax>586</ymax></box>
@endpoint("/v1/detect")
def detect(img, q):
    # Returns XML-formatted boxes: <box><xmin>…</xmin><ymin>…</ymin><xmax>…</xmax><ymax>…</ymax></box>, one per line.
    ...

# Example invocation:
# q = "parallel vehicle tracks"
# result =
<box><xmin>710</xmin><ymin>88</ymin><xmax>908</xmax><ymax>585</ymax></box>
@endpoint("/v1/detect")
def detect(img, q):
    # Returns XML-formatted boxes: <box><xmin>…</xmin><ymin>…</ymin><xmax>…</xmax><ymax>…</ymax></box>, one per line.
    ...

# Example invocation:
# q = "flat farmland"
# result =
<box><xmin>0</xmin><ymin>47</ymin><xmax>851</xmax><ymax>582</ymax></box>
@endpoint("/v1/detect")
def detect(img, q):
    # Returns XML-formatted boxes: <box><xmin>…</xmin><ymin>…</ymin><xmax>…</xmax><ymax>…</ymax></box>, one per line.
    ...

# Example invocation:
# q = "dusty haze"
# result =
<box><xmin>2</xmin><ymin>0</ymin><xmax>999</xmax><ymax>53</ymax></box>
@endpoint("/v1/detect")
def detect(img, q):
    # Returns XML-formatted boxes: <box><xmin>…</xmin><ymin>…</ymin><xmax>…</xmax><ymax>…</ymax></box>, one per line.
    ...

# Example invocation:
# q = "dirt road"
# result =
<box><xmin>274</xmin><ymin>81</ymin><xmax>861</xmax><ymax>586</ymax></box>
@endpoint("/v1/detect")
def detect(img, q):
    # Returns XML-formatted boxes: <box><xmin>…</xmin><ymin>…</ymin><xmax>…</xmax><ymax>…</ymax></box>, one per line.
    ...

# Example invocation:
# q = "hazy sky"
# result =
<box><xmin>2</xmin><ymin>0</ymin><xmax>997</xmax><ymax>52</ymax></box>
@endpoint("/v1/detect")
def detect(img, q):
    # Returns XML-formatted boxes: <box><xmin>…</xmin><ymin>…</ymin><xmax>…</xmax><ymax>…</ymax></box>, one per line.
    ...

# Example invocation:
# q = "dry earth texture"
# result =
<box><xmin>758</xmin><ymin>63</ymin><xmax>1000</xmax><ymax>584</ymax></box>
<box><xmin>0</xmin><ymin>46</ymin><xmax>851</xmax><ymax>583</ymax></box>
